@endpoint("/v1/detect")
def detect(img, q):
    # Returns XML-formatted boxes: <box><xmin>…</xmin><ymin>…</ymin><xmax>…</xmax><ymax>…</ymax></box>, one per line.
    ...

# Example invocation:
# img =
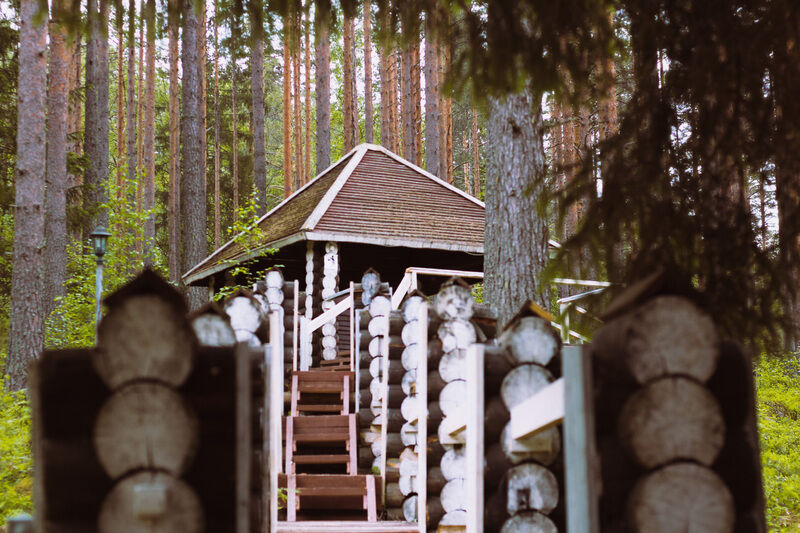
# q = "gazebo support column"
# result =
<box><xmin>321</xmin><ymin>241</ymin><xmax>340</xmax><ymax>360</ymax></box>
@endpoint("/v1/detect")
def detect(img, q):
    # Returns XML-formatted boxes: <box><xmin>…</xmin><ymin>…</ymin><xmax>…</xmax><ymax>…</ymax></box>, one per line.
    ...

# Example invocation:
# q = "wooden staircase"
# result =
<box><xmin>283</xmin><ymin>369</ymin><xmax>378</xmax><ymax>522</ymax></box>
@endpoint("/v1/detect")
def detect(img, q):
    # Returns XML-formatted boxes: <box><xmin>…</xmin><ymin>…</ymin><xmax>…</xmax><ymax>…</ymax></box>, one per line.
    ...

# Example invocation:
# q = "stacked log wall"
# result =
<box><xmin>490</xmin><ymin>315</ymin><xmax>564</xmax><ymax>531</ymax></box>
<box><xmin>590</xmin><ymin>295</ymin><xmax>764</xmax><ymax>531</ymax></box>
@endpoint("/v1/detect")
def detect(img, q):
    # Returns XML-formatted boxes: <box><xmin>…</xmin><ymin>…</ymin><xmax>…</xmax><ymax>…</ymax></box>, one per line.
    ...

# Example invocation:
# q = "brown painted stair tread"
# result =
<box><xmin>293</xmin><ymin>454</ymin><xmax>351</xmax><ymax>464</ymax></box>
<box><xmin>293</xmin><ymin>370</ymin><xmax>355</xmax><ymax>381</ymax></box>
<box><xmin>296</xmin><ymin>404</ymin><xmax>346</xmax><ymax>412</ymax></box>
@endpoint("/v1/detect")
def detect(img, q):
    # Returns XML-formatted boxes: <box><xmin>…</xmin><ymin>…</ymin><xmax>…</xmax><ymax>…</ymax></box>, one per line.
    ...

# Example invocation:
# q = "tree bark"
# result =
<box><xmin>343</xmin><ymin>13</ymin><xmax>356</xmax><ymax>152</ymax></box>
<box><xmin>401</xmin><ymin>41</ymin><xmax>414</xmax><ymax>162</ymax></box>
<box><xmin>180</xmin><ymin>0</ymin><xmax>208</xmax><ymax>310</ymax></box>
<box><xmin>424</xmin><ymin>17</ymin><xmax>440</xmax><ymax>175</ymax></box>
<box><xmin>314</xmin><ymin>3</ymin><xmax>331</xmax><ymax>172</ymax></box>
<box><xmin>363</xmin><ymin>0</ymin><xmax>373</xmax><ymax>143</ymax></box>
<box><xmin>485</xmin><ymin>88</ymin><xmax>549</xmax><ymax>326</ymax></box>
<box><xmin>304</xmin><ymin>10</ymin><xmax>312</xmax><ymax>180</ymax></box>
<box><xmin>472</xmin><ymin>108</ymin><xmax>480</xmax><ymax>196</ymax></box>
<box><xmin>412</xmin><ymin>44</ymin><xmax>421</xmax><ymax>167</ymax></box>
<box><xmin>67</xmin><ymin>35</ymin><xmax>83</xmax><ymax>227</ymax></box>
<box><xmin>773</xmin><ymin>0</ymin><xmax>800</xmax><ymax>349</ymax></box>
<box><xmin>251</xmin><ymin>1</ymin><xmax>266</xmax><ymax>214</ymax></box>
<box><xmin>167</xmin><ymin>0</ymin><xmax>180</xmax><ymax>282</ymax></box>
<box><xmin>230</xmin><ymin>10</ymin><xmax>239</xmax><ymax>218</ymax></box>
<box><xmin>142</xmin><ymin>0</ymin><xmax>155</xmax><ymax>265</ymax></box>
<box><xmin>212</xmin><ymin>6</ymin><xmax>220</xmax><ymax>248</ymax></box>
<box><xmin>283</xmin><ymin>18</ymin><xmax>292</xmax><ymax>197</ymax></box>
<box><xmin>115</xmin><ymin>0</ymin><xmax>124</xmax><ymax>194</ymax></box>
<box><xmin>83</xmin><ymin>0</ymin><xmax>110</xmax><ymax>234</ymax></box>
<box><xmin>292</xmin><ymin>13</ymin><xmax>303</xmax><ymax>187</ymax></box>
<box><xmin>380</xmin><ymin>41</ymin><xmax>392</xmax><ymax>150</ymax></box>
<box><xmin>439</xmin><ymin>41</ymin><xmax>452</xmax><ymax>183</ymax></box>
<box><xmin>6</xmin><ymin>0</ymin><xmax>47</xmax><ymax>390</ymax></box>
<box><xmin>136</xmin><ymin>19</ymin><xmax>144</xmax><ymax>213</ymax></box>
<box><xmin>45</xmin><ymin>1</ymin><xmax>69</xmax><ymax>313</ymax></box>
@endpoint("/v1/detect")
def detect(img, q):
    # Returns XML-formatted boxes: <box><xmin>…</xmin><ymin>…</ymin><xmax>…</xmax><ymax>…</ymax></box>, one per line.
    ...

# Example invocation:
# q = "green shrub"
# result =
<box><xmin>0</xmin><ymin>356</ymin><xmax>32</xmax><ymax>524</ymax></box>
<box><xmin>756</xmin><ymin>354</ymin><xmax>800</xmax><ymax>531</ymax></box>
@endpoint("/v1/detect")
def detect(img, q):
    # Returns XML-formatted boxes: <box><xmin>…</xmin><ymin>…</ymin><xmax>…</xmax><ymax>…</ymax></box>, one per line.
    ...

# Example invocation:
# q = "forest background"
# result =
<box><xmin>0</xmin><ymin>0</ymin><xmax>798</xmax><ymax>530</ymax></box>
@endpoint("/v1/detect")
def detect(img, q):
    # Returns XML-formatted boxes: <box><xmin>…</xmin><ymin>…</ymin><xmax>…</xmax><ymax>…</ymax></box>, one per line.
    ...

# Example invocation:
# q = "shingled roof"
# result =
<box><xmin>183</xmin><ymin>144</ymin><xmax>485</xmax><ymax>285</ymax></box>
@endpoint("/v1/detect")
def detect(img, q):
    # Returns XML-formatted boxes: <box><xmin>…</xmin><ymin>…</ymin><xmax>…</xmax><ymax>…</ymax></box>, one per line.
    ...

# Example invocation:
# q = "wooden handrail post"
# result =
<box><xmin>349</xmin><ymin>281</ymin><xmax>355</xmax><ymax>371</ymax></box>
<box><xmin>416</xmin><ymin>303</ymin><xmax>429</xmax><ymax>533</ymax></box>
<box><xmin>466</xmin><ymin>343</ymin><xmax>485</xmax><ymax>533</ymax></box>
<box><xmin>379</xmin><ymin>311</ymin><xmax>390</xmax><ymax>500</ymax></box>
<box><xmin>293</xmin><ymin>280</ymin><xmax>299</xmax><ymax>372</ymax></box>
<box><xmin>269</xmin><ymin>311</ymin><xmax>284</xmax><ymax>529</ymax></box>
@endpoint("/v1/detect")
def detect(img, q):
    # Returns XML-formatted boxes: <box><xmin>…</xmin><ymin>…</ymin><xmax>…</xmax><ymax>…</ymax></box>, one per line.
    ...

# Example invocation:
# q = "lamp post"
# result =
<box><xmin>90</xmin><ymin>226</ymin><xmax>111</xmax><ymax>339</ymax></box>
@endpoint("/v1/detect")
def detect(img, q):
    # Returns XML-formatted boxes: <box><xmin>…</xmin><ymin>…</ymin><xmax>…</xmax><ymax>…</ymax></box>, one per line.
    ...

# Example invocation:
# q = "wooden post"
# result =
<box><xmin>417</xmin><ymin>302</ymin><xmax>428</xmax><ymax>533</ymax></box>
<box><xmin>380</xmin><ymin>310</ymin><xmax>390</xmax><ymax>499</ymax></box>
<box><xmin>350</xmin><ymin>281</ymin><xmax>356</xmax><ymax>371</ymax></box>
<box><xmin>235</xmin><ymin>344</ymin><xmax>252</xmax><ymax>533</ymax></box>
<box><xmin>465</xmin><ymin>344</ymin><xmax>484</xmax><ymax>533</ymax></box>
<box><xmin>269</xmin><ymin>311</ymin><xmax>283</xmax><ymax>529</ymax></box>
<box><xmin>293</xmin><ymin>280</ymin><xmax>299</xmax><ymax>371</ymax></box>
<box><xmin>563</xmin><ymin>344</ymin><xmax>599</xmax><ymax>533</ymax></box>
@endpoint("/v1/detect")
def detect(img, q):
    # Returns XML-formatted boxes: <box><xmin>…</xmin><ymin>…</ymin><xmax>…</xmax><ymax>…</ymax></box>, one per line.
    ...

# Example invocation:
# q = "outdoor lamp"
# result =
<box><xmin>90</xmin><ymin>225</ymin><xmax>112</xmax><ymax>262</ymax></box>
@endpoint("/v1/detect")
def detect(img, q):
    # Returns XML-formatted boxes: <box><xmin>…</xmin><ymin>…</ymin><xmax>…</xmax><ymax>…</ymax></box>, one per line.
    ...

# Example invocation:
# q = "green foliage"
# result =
<box><xmin>47</xmin><ymin>177</ymin><xmax>168</xmax><ymax>349</ymax></box>
<box><xmin>756</xmin><ymin>354</ymin><xmax>800</xmax><ymax>531</ymax></box>
<box><xmin>0</xmin><ymin>354</ymin><xmax>32</xmax><ymax>525</ymax></box>
<box><xmin>213</xmin><ymin>192</ymin><xmax>278</xmax><ymax>302</ymax></box>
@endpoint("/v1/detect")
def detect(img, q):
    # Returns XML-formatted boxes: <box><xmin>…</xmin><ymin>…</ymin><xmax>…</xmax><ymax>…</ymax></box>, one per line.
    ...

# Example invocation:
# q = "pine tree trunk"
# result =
<box><xmin>115</xmin><ymin>0</ymin><xmax>124</xmax><ymax>194</ymax></box>
<box><xmin>439</xmin><ymin>41</ymin><xmax>452</xmax><ymax>183</ymax></box>
<box><xmin>401</xmin><ymin>41</ymin><xmax>414</xmax><ymax>161</ymax></box>
<box><xmin>282</xmin><ymin>18</ymin><xmax>292</xmax><ymax>197</ymax></box>
<box><xmin>293</xmin><ymin>14</ymin><xmax>304</xmax><ymax>187</ymax></box>
<box><xmin>772</xmin><ymin>0</ymin><xmax>800</xmax><ymax>348</ymax></box>
<box><xmin>167</xmin><ymin>0</ymin><xmax>180</xmax><ymax>282</ymax></box>
<box><xmin>126</xmin><ymin>0</ymin><xmax>136</xmax><ymax>196</ymax></box>
<box><xmin>45</xmin><ymin>3</ymin><xmax>69</xmax><ymax>314</ymax></box>
<box><xmin>136</xmin><ymin>19</ymin><xmax>144</xmax><ymax>217</ymax></box>
<box><xmin>485</xmin><ymin>88</ymin><xmax>549</xmax><ymax>326</ymax></box>
<box><xmin>424</xmin><ymin>17</ymin><xmax>440</xmax><ymax>176</ymax></box>
<box><xmin>6</xmin><ymin>0</ymin><xmax>47</xmax><ymax>390</ymax></box>
<box><xmin>412</xmin><ymin>43</ymin><xmax>421</xmax><ymax>167</ymax></box>
<box><xmin>250</xmin><ymin>2</ymin><xmax>266</xmax><ymax>214</ymax></box>
<box><xmin>304</xmin><ymin>11</ymin><xmax>312</xmax><ymax>179</ymax></box>
<box><xmin>380</xmin><ymin>42</ymin><xmax>392</xmax><ymax>149</ymax></box>
<box><xmin>343</xmin><ymin>13</ymin><xmax>355</xmax><ymax>152</ymax></box>
<box><xmin>363</xmin><ymin>0</ymin><xmax>373</xmax><ymax>143</ymax></box>
<box><xmin>142</xmin><ymin>0</ymin><xmax>155</xmax><ymax>265</ymax></box>
<box><xmin>199</xmin><ymin>5</ymin><xmax>207</xmax><ymax>202</ymax></box>
<box><xmin>180</xmin><ymin>0</ymin><xmax>208</xmax><ymax>310</ymax></box>
<box><xmin>84</xmin><ymin>0</ymin><xmax>110</xmax><ymax>233</ymax></box>
<box><xmin>230</xmin><ymin>10</ymin><xmax>239</xmax><ymax>220</ymax></box>
<box><xmin>392</xmin><ymin>50</ymin><xmax>400</xmax><ymax>154</ymax></box>
<box><xmin>67</xmin><ymin>34</ymin><xmax>83</xmax><ymax>241</ymax></box>
<box><xmin>213</xmin><ymin>7</ymin><xmax>220</xmax><ymax>249</ymax></box>
<box><xmin>472</xmin><ymin>108</ymin><xmax>480</xmax><ymax>196</ymax></box>
<box><xmin>314</xmin><ymin>4</ymin><xmax>331</xmax><ymax>172</ymax></box>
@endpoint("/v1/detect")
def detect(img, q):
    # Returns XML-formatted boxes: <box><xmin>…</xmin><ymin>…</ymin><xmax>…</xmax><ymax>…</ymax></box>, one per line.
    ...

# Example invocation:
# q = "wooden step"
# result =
<box><xmin>280</xmin><ymin>474</ymin><xmax>378</xmax><ymax>521</ymax></box>
<box><xmin>292</xmin><ymin>454</ymin><xmax>351</xmax><ymax>465</ymax></box>
<box><xmin>296</xmin><ymin>404</ymin><xmax>344</xmax><ymax>413</ymax></box>
<box><xmin>294</xmin><ymin>370</ymin><xmax>355</xmax><ymax>381</ymax></box>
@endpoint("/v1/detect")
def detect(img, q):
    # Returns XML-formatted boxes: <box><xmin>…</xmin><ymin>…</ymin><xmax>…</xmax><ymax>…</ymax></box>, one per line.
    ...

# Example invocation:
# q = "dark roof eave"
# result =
<box><xmin>182</xmin><ymin>232</ymin><xmax>307</xmax><ymax>286</ymax></box>
<box><xmin>304</xmin><ymin>230</ymin><xmax>484</xmax><ymax>254</ymax></box>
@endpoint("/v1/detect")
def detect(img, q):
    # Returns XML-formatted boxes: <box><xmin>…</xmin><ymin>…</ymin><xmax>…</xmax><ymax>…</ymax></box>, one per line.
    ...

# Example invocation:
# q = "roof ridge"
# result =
<box><xmin>302</xmin><ymin>146</ymin><xmax>369</xmax><ymax>231</ymax></box>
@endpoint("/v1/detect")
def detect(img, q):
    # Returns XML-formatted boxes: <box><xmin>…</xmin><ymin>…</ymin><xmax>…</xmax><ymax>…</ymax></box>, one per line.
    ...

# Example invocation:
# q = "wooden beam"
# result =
<box><xmin>293</xmin><ymin>280</ymin><xmax>299</xmax><ymax>372</ymax></box>
<box><xmin>509</xmin><ymin>378</ymin><xmax>565</xmax><ymax>441</ymax></box>
<box><xmin>563</xmin><ymin>345</ymin><xmax>599</xmax><ymax>533</ymax></box>
<box><xmin>416</xmin><ymin>303</ymin><xmax>429</xmax><ymax>533</ymax></box>
<box><xmin>309</xmin><ymin>294</ymin><xmax>353</xmax><ymax>332</ymax></box>
<box><xmin>269</xmin><ymin>312</ymin><xmax>284</xmax><ymax>529</ymax></box>
<box><xmin>405</xmin><ymin>267</ymin><xmax>483</xmax><ymax>279</ymax></box>
<box><xmin>465</xmin><ymin>344</ymin><xmax>484</xmax><ymax>533</ymax></box>
<box><xmin>391</xmin><ymin>273</ymin><xmax>413</xmax><ymax>310</ymax></box>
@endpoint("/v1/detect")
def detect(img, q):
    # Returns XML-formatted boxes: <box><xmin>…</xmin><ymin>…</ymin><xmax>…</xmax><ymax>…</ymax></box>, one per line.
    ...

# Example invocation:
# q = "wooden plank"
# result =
<box><xmin>416</xmin><ymin>303</ymin><xmax>429</xmax><ymax>533</ymax></box>
<box><xmin>465</xmin><ymin>344</ymin><xmax>484</xmax><ymax>533</ymax></box>
<box><xmin>235</xmin><ymin>344</ymin><xmax>252</xmax><ymax>533</ymax></box>
<box><xmin>293</xmin><ymin>280</ymin><xmax>299</xmax><ymax>372</ymax></box>
<box><xmin>350</xmin><ymin>282</ymin><xmax>356</xmax><ymax>371</ymax></box>
<box><xmin>405</xmin><ymin>267</ymin><xmax>483</xmax><ymax>279</ymax></box>
<box><xmin>391</xmin><ymin>273</ymin><xmax>414</xmax><ymax>310</ymax></box>
<box><xmin>509</xmin><ymin>378</ymin><xmax>565</xmax><ymax>441</ymax></box>
<box><xmin>563</xmin><ymin>345</ymin><xmax>599</xmax><ymax>533</ymax></box>
<box><xmin>380</xmin><ymin>313</ymin><xmax>390</xmax><ymax>499</ymax></box>
<box><xmin>270</xmin><ymin>312</ymin><xmax>284</xmax><ymax>529</ymax></box>
<box><xmin>309</xmin><ymin>294</ymin><xmax>354</xmax><ymax>333</ymax></box>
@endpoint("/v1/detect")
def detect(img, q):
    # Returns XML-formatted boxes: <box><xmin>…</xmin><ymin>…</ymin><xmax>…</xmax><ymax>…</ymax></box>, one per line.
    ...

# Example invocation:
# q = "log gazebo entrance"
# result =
<box><xmin>183</xmin><ymin>144</ymin><xmax>485</xmax><ymax>530</ymax></box>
